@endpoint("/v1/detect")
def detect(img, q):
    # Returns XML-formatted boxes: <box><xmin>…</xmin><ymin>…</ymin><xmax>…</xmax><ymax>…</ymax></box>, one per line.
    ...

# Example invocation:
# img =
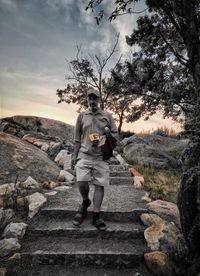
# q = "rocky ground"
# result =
<box><xmin>0</xmin><ymin>116</ymin><xmax>189</xmax><ymax>275</ymax></box>
<box><xmin>0</xmin><ymin>158</ymin><xmax>187</xmax><ymax>276</ymax></box>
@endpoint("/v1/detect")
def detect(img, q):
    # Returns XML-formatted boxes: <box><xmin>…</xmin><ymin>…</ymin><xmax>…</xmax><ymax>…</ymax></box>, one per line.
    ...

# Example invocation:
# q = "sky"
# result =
<box><xmin>0</xmin><ymin>0</ymin><xmax>182</xmax><ymax>133</ymax></box>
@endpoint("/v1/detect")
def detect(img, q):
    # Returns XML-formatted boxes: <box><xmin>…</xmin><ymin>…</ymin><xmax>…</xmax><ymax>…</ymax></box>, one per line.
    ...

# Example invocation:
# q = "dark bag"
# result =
<box><xmin>100</xmin><ymin>133</ymin><xmax>117</xmax><ymax>160</ymax></box>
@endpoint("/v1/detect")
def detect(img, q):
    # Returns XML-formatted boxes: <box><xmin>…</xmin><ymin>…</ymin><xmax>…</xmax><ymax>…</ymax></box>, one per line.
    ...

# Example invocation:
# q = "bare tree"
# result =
<box><xmin>57</xmin><ymin>34</ymin><xmax>140</xmax><ymax>134</ymax></box>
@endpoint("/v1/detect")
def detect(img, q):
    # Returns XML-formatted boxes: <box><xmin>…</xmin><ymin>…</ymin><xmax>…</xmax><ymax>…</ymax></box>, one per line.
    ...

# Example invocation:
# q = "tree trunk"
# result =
<box><xmin>118</xmin><ymin>113</ymin><xmax>123</xmax><ymax>136</ymax></box>
<box><xmin>177</xmin><ymin>56</ymin><xmax>200</xmax><ymax>275</ymax></box>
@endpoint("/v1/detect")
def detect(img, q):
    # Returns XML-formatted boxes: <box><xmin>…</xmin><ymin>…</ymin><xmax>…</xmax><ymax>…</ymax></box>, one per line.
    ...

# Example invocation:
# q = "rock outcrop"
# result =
<box><xmin>0</xmin><ymin>115</ymin><xmax>74</xmax><ymax>143</ymax></box>
<box><xmin>121</xmin><ymin>134</ymin><xmax>189</xmax><ymax>170</ymax></box>
<box><xmin>0</xmin><ymin>132</ymin><xmax>60</xmax><ymax>184</ymax></box>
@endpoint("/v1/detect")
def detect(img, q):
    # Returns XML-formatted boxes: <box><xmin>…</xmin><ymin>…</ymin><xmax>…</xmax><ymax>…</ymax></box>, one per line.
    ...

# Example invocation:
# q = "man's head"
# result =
<box><xmin>87</xmin><ymin>88</ymin><xmax>100</xmax><ymax>98</ymax></box>
<box><xmin>87</xmin><ymin>88</ymin><xmax>100</xmax><ymax>112</ymax></box>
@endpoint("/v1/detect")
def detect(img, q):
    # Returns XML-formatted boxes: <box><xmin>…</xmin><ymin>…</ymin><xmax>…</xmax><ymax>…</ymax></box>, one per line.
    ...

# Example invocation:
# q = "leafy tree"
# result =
<box><xmin>106</xmin><ymin>75</ymin><xmax>139</xmax><ymax>134</ymax></box>
<box><xmin>57</xmin><ymin>35</ymin><xmax>140</xmax><ymax>134</ymax></box>
<box><xmin>110</xmin><ymin>52</ymin><xmax>194</xmax><ymax>125</ymax></box>
<box><xmin>86</xmin><ymin>1</ymin><xmax>200</xmax><ymax>275</ymax></box>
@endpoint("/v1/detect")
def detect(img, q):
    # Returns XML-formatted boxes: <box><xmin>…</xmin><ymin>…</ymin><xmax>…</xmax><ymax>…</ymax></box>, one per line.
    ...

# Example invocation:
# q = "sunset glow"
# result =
<box><xmin>0</xmin><ymin>0</ymin><xmax>182</xmax><ymax>133</ymax></box>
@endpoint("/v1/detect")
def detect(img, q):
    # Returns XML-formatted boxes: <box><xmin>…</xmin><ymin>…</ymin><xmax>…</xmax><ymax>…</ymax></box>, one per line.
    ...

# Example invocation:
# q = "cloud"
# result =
<box><xmin>0</xmin><ymin>68</ymin><xmax>65</xmax><ymax>112</ymax></box>
<box><xmin>111</xmin><ymin>17</ymin><xmax>136</xmax><ymax>55</ymax></box>
<box><xmin>0</xmin><ymin>0</ymin><xmax>124</xmax><ymax>61</ymax></box>
<box><xmin>81</xmin><ymin>0</ymin><xmax>146</xmax><ymax>55</ymax></box>
<box><xmin>0</xmin><ymin>69</ymin><xmax>61</xmax><ymax>84</ymax></box>
<box><xmin>77</xmin><ymin>1</ymin><xmax>94</xmax><ymax>26</ymax></box>
<box><xmin>46</xmin><ymin>0</ymin><xmax>74</xmax><ymax>9</ymax></box>
<box><xmin>72</xmin><ymin>2</ymin><xmax>120</xmax><ymax>60</ymax></box>
<box><xmin>0</xmin><ymin>0</ymin><xmax>16</xmax><ymax>8</ymax></box>
<box><xmin>0</xmin><ymin>2</ymin><xmax>82</xmax><ymax>78</ymax></box>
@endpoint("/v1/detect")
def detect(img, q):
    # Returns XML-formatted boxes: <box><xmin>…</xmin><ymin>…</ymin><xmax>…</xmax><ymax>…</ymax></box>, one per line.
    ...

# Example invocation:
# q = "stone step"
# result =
<box><xmin>8</xmin><ymin>264</ymin><xmax>151</xmax><ymax>276</ymax></box>
<box><xmin>39</xmin><ymin>209</ymin><xmax>147</xmax><ymax>222</ymax></box>
<box><xmin>20</xmin><ymin>236</ymin><xmax>147</xmax><ymax>268</ymax></box>
<box><xmin>109</xmin><ymin>159</ymin><xmax>120</xmax><ymax>165</ymax></box>
<box><xmin>110</xmin><ymin>176</ymin><xmax>133</xmax><ymax>185</ymax></box>
<box><xmin>41</xmin><ymin>185</ymin><xmax>147</xmax><ymax>222</ymax></box>
<box><xmin>109</xmin><ymin>165</ymin><xmax>126</xmax><ymax>171</ymax></box>
<box><xmin>27</xmin><ymin>217</ymin><xmax>145</xmax><ymax>240</ymax></box>
<box><xmin>110</xmin><ymin>170</ymin><xmax>131</xmax><ymax>177</ymax></box>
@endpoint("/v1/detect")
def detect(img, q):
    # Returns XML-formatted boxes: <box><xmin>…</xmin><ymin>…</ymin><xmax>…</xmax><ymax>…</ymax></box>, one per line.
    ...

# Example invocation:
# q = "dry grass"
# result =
<box><xmin>135</xmin><ymin>165</ymin><xmax>181</xmax><ymax>203</ymax></box>
<box><xmin>139</xmin><ymin>126</ymin><xmax>180</xmax><ymax>137</ymax></box>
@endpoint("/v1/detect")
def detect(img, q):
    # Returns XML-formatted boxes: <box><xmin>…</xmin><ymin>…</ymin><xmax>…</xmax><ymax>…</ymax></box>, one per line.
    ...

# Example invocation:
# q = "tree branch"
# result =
<box><xmin>158</xmin><ymin>31</ymin><xmax>189</xmax><ymax>67</ymax></box>
<box><xmin>66</xmin><ymin>76</ymin><xmax>98</xmax><ymax>88</ymax></box>
<box><xmin>161</xmin><ymin>4</ymin><xmax>186</xmax><ymax>41</ymax></box>
<box><xmin>102</xmin><ymin>33</ymin><xmax>120</xmax><ymax>68</ymax></box>
<box><xmin>110</xmin><ymin>8</ymin><xmax>148</xmax><ymax>19</ymax></box>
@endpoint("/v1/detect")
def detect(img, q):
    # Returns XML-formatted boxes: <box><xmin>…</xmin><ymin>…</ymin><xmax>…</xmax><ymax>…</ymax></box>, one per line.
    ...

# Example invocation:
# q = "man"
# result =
<box><xmin>72</xmin><ymin>88</ymin><xmax>118</xmax><ymax>230</ymax></box>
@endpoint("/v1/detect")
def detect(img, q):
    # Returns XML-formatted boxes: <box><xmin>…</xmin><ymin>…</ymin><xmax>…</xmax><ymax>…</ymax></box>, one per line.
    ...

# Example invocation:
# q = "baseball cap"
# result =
<box><xmin>87</xmin><ymin>88</ymin><xmax>100</xmax><ymax>97</ymax></box>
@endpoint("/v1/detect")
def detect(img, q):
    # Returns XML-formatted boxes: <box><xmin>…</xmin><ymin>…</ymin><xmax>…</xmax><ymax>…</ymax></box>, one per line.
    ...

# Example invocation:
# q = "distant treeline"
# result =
<box><xmin>121</xmin><ymin>126</ymin><xmax>182</xmax><ymax>139</ymax></box>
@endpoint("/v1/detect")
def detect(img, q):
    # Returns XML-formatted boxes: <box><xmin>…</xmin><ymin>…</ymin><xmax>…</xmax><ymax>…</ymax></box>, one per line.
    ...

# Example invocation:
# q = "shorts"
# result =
<box><xmin>75</xmin><ymin>159</ymin><xmax>110</xmax><ymax>187</ymax></box>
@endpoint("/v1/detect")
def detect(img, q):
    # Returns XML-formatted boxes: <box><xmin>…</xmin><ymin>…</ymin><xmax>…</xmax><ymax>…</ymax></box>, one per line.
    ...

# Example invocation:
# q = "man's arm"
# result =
<box><xmin>71</xmin><ymin>113</ymin><xmax>82</xmax><ymax>169</ymax></box>
<box><xmin>72</xmin><ymin>141</ymin><xmax>81</xmax><ymax>169</ymax></box>
<box><xmin>107</xmin><ymin>113</ymin><xmax>119</xmax><ymax>141</ymax></box>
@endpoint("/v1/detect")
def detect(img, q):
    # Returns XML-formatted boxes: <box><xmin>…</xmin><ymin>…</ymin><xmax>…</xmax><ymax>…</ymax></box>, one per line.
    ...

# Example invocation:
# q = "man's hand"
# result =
<box><xmin>104</xmin><ymin>126</ymin><xmax>111</xmax><ymax>134</ymax></box>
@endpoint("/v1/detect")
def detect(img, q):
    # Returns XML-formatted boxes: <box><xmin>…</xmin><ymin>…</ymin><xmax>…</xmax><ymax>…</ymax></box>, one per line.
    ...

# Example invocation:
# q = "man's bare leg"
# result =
<box><xmin>73</xmin><ymin>181</ymin><xmax>91</xmax><ymax>226</ymax></box>
<box><xmin>78</xmin><ymin>181</ymin><xmax>90</xmax><ymax>200</ymax></box>
<box><xmin>92</xmin><ymin>185</ymin><xmax>106</xmax><ymax>230</ymax></box>
<box><xmin>93</xmin><ymin>184</ymin><xmax>104</xmax><ymax>212</ymax></box>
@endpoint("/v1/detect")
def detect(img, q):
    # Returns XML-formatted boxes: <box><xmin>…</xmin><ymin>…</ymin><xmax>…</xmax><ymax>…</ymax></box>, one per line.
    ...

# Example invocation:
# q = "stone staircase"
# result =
<box><xmin>8</xmin><ymin>159</ymin><xmax>152</xmax><ymax>275</ymax></box>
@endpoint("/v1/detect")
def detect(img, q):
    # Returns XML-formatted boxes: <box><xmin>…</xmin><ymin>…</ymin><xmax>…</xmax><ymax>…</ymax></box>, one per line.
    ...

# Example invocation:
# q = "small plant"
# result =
<box><xmin>2</xmin><ymin>186</ymin><xmax>11</xmax><ymax>209</ymax></box>
<box><xmin>2</xmin><ymin>175</ymin><xmax>25</xmax><ymax>210</ymax></box>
